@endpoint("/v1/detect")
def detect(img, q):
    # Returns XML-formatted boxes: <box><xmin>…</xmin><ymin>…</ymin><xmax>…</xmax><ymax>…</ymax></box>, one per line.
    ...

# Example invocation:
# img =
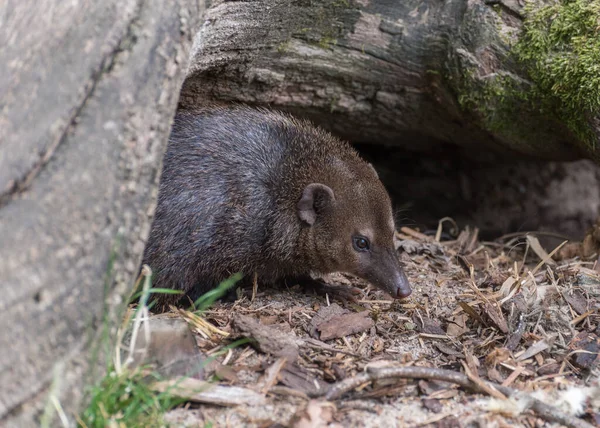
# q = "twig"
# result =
<box><xmin>530</xmin><ymin>241</ymin><xmax>568</xmax><ymax>276</ymax></box>
<box><xmin>399</xmin><ymin>227</ymin><xmax>430</xmax><ymax>241</ymax></box>
<box><xmin>302</xmin><ymin>337</ymin><xmax>363</xmax><ymax>358</ymax></box>
<box><xmin>435</xmin><ymin>217</ymin><xmax>459</xmax><ymax>242</ymax></box>
<box><xmin>251</xmin><ymin>271</ymin><xmax>258</xmax><ymax>302</ymax></box>
<box><xmin>495</xmin><ymin>231</ymin><xmax>573</xmax><ymax>242</ymax></box>
<box><xmin>461</xmin><ymin>361</ymin><xmax>506</xmax><ymax>400</ymax></box>
<box><xmin>176</xmin><ymin>307</ymin><xmax>230</xmax><ymax>337</ymax></box>
<box><xmin>322</xmin><ymin>366</ymin><xmax>593</xmax><ymax>428</ymax></box>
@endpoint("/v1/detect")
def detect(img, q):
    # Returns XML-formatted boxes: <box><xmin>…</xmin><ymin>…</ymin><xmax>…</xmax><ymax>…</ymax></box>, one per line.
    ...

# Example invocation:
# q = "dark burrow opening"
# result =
<box><xmin>354</xmin><ymin>143</ymin><xmax>600</xmax><ymax>244</ymax></box>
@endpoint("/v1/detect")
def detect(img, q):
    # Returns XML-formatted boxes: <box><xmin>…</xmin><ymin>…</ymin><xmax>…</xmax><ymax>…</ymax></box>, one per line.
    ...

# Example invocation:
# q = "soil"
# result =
<box><xmin>157</xmin><ymin>225</ymin><xmax>600</xmax><ymax>427</ymax></box>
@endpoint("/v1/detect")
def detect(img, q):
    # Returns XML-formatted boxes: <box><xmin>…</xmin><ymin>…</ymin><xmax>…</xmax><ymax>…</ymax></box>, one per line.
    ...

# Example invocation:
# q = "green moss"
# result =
<box><xmin>276</xmin><ymin>40</ymin><xmax>291</xmax><ymax>53</ymax></box>
<box><xmin>514</xmin><ymin>0</ymin><xmax>600</xmax><ymax>146</ymax></box>
<box><xmin>444</xmin><ymin>7</ymin><xmax>540</xmax><ymax>147</ymax></box>
<box><xmin>318</xmin><ymin>35</ymin><xmax>338</xmax><ymax>49</ymax></box>
<box><xmin>454</xmin><ymin>66</ymin><xmax>529</xmax><ymax>138</ymax></box>
<box><xmin>446</xmin><ymin>0</ymin><xmax>599</xmax><ymax>155</ymax></box>
<box><xmin>291</xmin><ymin>0</ymin><xmax>359</xmax><ymax>50</ymax></box>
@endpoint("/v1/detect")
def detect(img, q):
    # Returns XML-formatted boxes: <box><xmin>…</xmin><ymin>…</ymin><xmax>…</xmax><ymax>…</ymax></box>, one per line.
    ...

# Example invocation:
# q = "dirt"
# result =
<box><xmin>154</xmin><ymin>225</ymin><xmax>600</xmax><ymax>428</ymax></box>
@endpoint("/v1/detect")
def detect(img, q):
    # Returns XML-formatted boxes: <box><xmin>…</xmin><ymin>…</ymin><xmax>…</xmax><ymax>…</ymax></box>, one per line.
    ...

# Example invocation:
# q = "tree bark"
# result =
<box><xmin>180</xmin><ymin>0</ymin><xmax>598</xmax><ymax>161</ymax></box>
<box><xmin>0</xmin><ymin>0</ymin><xmax>203</xmax><ymax>425</ymax></box>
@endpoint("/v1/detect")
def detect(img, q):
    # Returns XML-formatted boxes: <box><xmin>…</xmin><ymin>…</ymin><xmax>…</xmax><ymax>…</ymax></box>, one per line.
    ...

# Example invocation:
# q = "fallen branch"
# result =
<box><xmin>322</xmin><ymin>366</ymin><xmax>593</xmax><ymax>428</ymax></box>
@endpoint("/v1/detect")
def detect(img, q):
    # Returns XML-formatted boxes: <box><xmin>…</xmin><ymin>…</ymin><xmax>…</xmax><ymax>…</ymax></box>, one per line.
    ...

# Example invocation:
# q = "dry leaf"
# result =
<box><xmin>446</xmin><ymin>314</ymin><xmax>470</xmax><ymax>337</ymax></box>
<box><xmin>526</xmin><ymin>235</ymin><xmax>556</xmax><ymax>266</ymax></box>
<box><xmin>317</xmin><ymin>311</ymin><xmax>374</xmax><ymax>341</ymax></box>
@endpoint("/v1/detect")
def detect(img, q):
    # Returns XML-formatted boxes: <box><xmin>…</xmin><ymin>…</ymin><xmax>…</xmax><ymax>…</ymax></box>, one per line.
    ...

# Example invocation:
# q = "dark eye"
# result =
<box><xmin>352</xmin><ymin>236</ymin><xmax>370</xmax><ymax>252</ymax></box>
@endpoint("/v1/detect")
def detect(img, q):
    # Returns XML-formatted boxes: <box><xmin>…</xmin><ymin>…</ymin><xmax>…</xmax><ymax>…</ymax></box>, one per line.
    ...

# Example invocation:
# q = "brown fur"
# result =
<box><xmin>142</xmin><ymin>106</ymin><xmax>411</xmax><ymax>309</ymax></box>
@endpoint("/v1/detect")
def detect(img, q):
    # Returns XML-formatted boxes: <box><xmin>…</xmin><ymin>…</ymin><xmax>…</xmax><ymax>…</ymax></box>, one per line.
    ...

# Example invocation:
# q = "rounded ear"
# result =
<box><xmin>297</xmin><ymin>183</ymin><xmax>335</xmax><ymax>226</ymax></box>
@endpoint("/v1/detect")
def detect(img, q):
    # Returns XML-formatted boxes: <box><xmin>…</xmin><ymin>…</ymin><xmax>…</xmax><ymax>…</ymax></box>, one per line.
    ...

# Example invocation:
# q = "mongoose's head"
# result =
<box><xmin>297</xmin><ymin>160</ymin><xmax>412</xmax><ymax>299</ymax></box>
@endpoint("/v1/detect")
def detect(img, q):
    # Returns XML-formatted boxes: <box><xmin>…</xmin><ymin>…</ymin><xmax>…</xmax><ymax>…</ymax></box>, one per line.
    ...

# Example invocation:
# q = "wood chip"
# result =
<box><xmin>505</xmin><ymin>312</ymin><xmax>526</xmax><ymax>351</ymax></box>
<box><xmin>563</xmin><ymin>290</ymin><xmax>588</xmax><ymax>315</ymax></box>
<box><xmin>537</xmin><ymin>362</ymin><xmax>560</xmax><ymax>376</ymax></box>
<box><xmin>258</xmin><ymin>357</ymin><xmax>288</xmax><ymax>394</ymax></box>
<box><xmin>214</xmin><ymin>363</ymin><xmax>239</xmax><ymax>383</ymax></box>
<box><xmin>313</xmin><ymin>306</ymin><xmax>375</xmax><ymax>341</ymax></box>
<box><xmin>482</xmin><ymin>302</ymin><xmax>508</xmax><ymax>334</ymax></box>
<box><xmin>259</xmin><ymin>314</ymin><xmax>279</xmax><ymax>325</ymax></box>
<box><xmin>231</xmin><ymin>313</ymin><xmax>299</xmax><ymax>361</ymax></box>
<box><xmin>434</xmin><ymin>342</ymin><xmax>463</xmax><ymax>357</ymax></box>
<box><xmin>418</xmin><ymin>379</ymin><xmax>455</xmax><ymax>395</ymax></box>
<box><xmin>516</xmin><ymin>335</ymin><xmax>556</xmax><ymax>362</ymax></box>
<box><xmin>571</xmin><ymin>310</ymin><xmax>594</xmax><ymax>326</ymax></box>
<box><xmin>413</xmin><ymin>314</ymin><xmax>446</xmax><ymax>335</ymax></box>
<box><xmin>568</xmin><ymin>332</ymin><xmax>600</xmax><ymax>370</ymax></box>
<box><xmin>501</xmin><ymin>366</ymin><xmax>524</xmax><ymax>388</ymax></box>
<box><xmin>428</xmin><ymin>389</ymin><xmax>459</xmax><ymax>400</ymax></box>
<box><xmin>458</xmin><ymin>301</ymin><xmax>485</xmax><ymax>325</ymax></box>
<box><xmin>279</xmin><ymin>363</ymin><xmax>329</xmax><ymax>397</ymax></box>
<box><xmin>153</xmin><ymin>377</ymin><xmax>266</xmax><ymax>406</ymax></box>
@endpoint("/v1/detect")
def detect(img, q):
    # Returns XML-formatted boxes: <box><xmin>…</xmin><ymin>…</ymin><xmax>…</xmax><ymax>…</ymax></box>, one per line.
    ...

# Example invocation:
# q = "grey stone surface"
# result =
<box><xmin>0</xmin><ymin>0</ymin><xmax>204</xmax><ymax>425</ymax></box>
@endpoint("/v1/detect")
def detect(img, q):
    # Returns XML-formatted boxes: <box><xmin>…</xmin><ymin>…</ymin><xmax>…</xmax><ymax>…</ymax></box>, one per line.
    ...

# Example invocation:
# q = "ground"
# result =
<box><xmin>142</xmin><ymin>226</ymin><xmax>599</xmax><ymax>427</ymax></box>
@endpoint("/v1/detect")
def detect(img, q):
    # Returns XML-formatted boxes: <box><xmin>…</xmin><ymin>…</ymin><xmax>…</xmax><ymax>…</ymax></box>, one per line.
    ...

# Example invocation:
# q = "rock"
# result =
<box><xmin>128</xmin><ymin>316</ymin><xmax>205</xmax><ymax>379</ymax></box>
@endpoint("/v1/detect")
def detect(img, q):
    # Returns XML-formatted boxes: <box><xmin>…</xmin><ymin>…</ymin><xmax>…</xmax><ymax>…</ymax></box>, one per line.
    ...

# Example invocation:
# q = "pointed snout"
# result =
<box><xmin>365</xmin><ymin>249</ymin><xmax>412</xmax><ymax>299</ymax></box>
<box><xmin>391</xmin><ymin>266</ymin><xmax>412</xmax><ymax>298</ymax></box>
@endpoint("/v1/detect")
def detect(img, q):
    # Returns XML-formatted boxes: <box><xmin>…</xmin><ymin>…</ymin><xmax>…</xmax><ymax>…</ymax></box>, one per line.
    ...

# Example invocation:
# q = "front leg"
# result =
<box><xmin>286</xmin><ymin>275</ymin><xmax>363</xmax><ymax>303</ymax></box>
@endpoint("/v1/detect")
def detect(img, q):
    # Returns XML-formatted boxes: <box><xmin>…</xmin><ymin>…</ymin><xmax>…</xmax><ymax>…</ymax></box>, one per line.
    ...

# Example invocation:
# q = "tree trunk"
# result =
<box><xmin>180</xmin><ymin>0</ymin><xmax>599</xmax><ymax>162</ymax></box>
<box><xmin>0</xmin><ymin>1</ymin><xmax>203</xmax><ymax>425</ymax></box>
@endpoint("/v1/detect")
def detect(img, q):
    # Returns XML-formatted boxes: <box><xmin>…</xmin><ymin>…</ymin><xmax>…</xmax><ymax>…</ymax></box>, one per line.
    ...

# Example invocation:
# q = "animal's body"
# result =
<box><xmin>142</xmin><ymin>107</ymin><xmax>411</xmax><ymax>308</ymax></box>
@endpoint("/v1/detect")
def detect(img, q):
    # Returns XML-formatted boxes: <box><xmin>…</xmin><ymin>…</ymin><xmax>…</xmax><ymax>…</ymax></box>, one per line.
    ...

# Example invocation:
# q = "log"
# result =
<box><xmin>0</xmin><ymin>0</ymin><xmax>203</xmax><ymax>425</ymax></box>
<box><xmin>180</xmin><ymin>0</ymin><xmax>599</xmax><ymax>161</ymax></box>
